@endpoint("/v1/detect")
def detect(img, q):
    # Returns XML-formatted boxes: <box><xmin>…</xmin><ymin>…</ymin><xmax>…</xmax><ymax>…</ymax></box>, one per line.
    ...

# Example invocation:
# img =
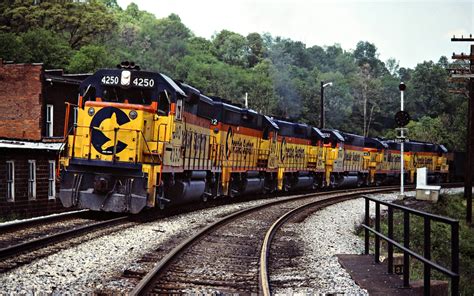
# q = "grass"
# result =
<box><xmin>357</xmin><ymin>193</ymin><xmax>474</xmax><ymax>295</ymax></box>
<box><xmin>0</xmin><ymin>213</ymin><xmax>22</xmax><ymax>223</ymax></box>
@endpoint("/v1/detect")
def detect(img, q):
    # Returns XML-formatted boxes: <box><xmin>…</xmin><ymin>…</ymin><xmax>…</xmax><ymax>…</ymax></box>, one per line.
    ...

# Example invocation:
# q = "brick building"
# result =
<box><xmin>0</xmin><ymin>60</ymin><xmax>88</xmax><ymax>218</ymax></box>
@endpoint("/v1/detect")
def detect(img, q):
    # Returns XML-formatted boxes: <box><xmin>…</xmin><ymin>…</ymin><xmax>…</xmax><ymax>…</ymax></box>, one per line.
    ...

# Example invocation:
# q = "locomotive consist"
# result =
<box><xmin>58</xmin><ymin>65</ymin><xmax>449</xmax><ymax>213</ymax></box>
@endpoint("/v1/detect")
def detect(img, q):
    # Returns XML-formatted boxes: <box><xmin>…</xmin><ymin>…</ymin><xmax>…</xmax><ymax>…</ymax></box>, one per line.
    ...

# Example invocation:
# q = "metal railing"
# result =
<box><xmin>362</xmin><ymin>195</ymin><xmax>460</xmax><ymax>296</ymax></box>
<box><xmin>64</xmin><ymin>124</ymin><xmax>157</xmax><ymax>165</ymax></box>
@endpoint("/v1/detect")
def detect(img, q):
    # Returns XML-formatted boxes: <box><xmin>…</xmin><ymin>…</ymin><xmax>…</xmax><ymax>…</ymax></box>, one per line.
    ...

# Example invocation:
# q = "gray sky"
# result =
<box><xmin>116</xmin><ymin>0</ymin><xmax>473</xmax><ymax>69</ymax></box>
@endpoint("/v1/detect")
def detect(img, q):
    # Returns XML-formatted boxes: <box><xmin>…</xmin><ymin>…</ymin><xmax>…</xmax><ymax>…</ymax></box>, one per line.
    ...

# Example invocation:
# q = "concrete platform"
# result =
<box><xmin>337</xmin><ymin>254</ymin><xmax>415</xmax><ymax>295</ymax></box>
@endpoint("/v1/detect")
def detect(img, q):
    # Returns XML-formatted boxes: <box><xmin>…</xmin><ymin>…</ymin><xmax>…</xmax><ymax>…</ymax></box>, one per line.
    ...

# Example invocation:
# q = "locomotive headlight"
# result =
<box><xmin>88</xmin><ymin>107</ymin><xmax>95</xmax><ymax>116</ymax></box>
<box><xmin>129</xmin><ymin>110</ymin><xmax>138</xmax><ymax>120</ymax></box>
<box><xmin>121</xmin><ymin>70</ymin><xmax>131</xmax><ymax>86</ymax></box>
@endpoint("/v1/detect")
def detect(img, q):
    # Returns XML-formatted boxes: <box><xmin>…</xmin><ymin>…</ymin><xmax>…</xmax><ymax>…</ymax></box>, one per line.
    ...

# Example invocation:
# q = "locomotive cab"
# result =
<box><xmin>321</xmin><ymin>129</ymin><xmax>345</xmax><ymax>187</ymax></box>
<box><xmin>59</xmin><ymin>67</ymin><xmax>187</xmax><ymax>213</ymax></box>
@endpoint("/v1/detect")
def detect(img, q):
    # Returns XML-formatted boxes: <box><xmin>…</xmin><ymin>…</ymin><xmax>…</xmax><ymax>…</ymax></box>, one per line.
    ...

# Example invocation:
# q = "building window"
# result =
<box><xmin>48</xmin><ymin>160</ymin><xmax>56</xmax><ymax>199</ymax></box>
<box><xmin>46</xmin><ymin>104</ymin><xmax>54</xmax><ymax>137</ymax></box>
<box><xmin>73</xmin><ymin>106</ymin><xmax>78</xmax><ymax>125</ymax></box>
<box><xmin>6</xmin><ymin>161</ymin><xmax>14</xmax><ymax>202</ymax></box>
<box><xmin>28</xmin><ymin>160</ymin><xmax>36</xmax><ymax>200</ymax></box>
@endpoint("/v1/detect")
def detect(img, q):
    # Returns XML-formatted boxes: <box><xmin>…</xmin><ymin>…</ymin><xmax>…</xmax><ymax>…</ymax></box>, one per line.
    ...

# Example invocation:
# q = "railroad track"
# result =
<box><xmin>129</xmin><ymin>186</ymin><xmax>405</xmax><ymax>295</ymax></box>
<box><xmin>0</xmin><ymin>209</ymin><xmax>88</xmax><ymax>233</ymax></box>
<box><xmin>0</xmin><ymin>214</ymin><xmax>130</xmax><ymax>272</ymax></box>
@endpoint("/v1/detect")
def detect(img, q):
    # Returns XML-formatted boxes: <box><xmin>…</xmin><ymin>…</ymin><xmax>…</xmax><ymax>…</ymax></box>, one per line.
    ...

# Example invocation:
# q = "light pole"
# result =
<box><xmin>320</xmin><ymin>81</ymin><xmax>333</xmax><ymax>129</ymax></box>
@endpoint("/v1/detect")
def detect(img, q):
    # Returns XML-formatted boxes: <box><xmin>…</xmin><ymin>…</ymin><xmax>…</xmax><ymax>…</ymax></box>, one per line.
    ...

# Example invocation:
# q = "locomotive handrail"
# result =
<box><xmin>58</xmin><ymin>125</ymin><xmax>75</xmax><ymax>154</ymax></box>
<box><xmin>155</xmin><ymin>123</ymin><xmax>168</xmax><ymax>143</ymax></box>
<box><xmin>64</xmin><ymin>123</ymin><xmax>158</xmax><ymax>164</ymax></box>
<box><xmin>362</xmin><ymin>195</ymin><xmax>459</xmax><ymax>296</ymax></box>
<box><xmin>139</xmin><ymin>130</ymin><xmax>156</xmax><ymax>164</ymax></box>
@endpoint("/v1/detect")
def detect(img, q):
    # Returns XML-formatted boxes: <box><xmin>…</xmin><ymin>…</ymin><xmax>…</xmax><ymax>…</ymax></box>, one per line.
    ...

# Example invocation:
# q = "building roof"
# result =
<box><xmin>0</xmin><ymin>139</ymin><xmax>62</xmax><ymax>151</ymax></box>
<box><xmin>44</xmin><ymin>72</ymin><xmax>91</xmax><ymax>85</ymax></box>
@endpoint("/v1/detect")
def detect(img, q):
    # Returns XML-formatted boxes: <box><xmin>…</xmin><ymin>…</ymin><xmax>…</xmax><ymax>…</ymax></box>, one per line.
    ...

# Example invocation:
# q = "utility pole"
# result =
<box><xmin>451</xmin><ymin>35</ymin><xmax>474</xmax><ymax>224</ymax></box>
<box><xmin>320</xmin><ymin>81</ymin><xmax>333</xmax><ymax>129</ymax></box>
<box><xmin>320</xmin><ymin>81</ymin><xmax>325</xmax><ymax>129</ymax></box>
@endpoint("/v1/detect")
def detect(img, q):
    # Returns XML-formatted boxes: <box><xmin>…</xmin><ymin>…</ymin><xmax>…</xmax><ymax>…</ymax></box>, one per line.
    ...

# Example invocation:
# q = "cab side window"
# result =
<box><xmin>158</xmin><ymin>91</ymin><xmax>170</xmax><ymax>115</ymax></box>
<box><xmin>82</xmin><ymin>86</ymin><xmax>96</xmax><ymax>107</ymax></box>
<box><xmin>263</xmin><ymin>127</ymin><xmax>269</xmax><ymax>140</ymax></box>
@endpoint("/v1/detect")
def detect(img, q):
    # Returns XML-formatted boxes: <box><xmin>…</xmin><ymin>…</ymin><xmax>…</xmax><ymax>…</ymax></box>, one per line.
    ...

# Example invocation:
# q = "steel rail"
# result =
<box><xmin>259</xmin><ymin>192</ymin><xmax>363</xmax><ymax>295</ymax></box>
<box><xmin>130</xmin><ymin>186</ymin><xmax>404</xmax><ymax>295</ymax></box>
<box><xmin>0</xmin><ymin>216</ymin><xmax>127</xmax><ymax>261</ymax></box>
<box><xmin>0</xmin><ymin>209</ymin><xmax>89</xmax><ymax>233</ymax></box>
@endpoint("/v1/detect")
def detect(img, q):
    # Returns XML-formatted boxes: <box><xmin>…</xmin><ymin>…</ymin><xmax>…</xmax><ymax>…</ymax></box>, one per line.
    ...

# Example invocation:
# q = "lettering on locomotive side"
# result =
<box><xmin>284</xmin><ymin>145</ymin><xmax>305</xmax><ymax>161</ymax></box>
<box><xmin>317</xmin><ymin>149</ymin><xmax>325</xmax><ymax>167</ymax></box>
<box><xmin>172</xmin><ymin>124</ymin><xmax>183</xmax><ymax>141</ymax></box>
<box><xmin>170</xmin><ymin>146</ymin><xmax>181</xmax><ymax>163</ymax></box>
<box><xmin>414</xmin><ymin>156</ymin><xmax>433</xmax><ymax>166</ymax></box>
<box><xmin>344</xmin><ymin>151</ymin><xmax>362</xmax><ymax>162</ymax></box>
<box><xmin>231</xmin><ymin>138</ymin><xmax>255</xmax><ymax>159</ymax></box>
<box><xmin>388</xmin><ymin>153</ymin><xmax>401</xmax><ymax>162</ymax></box>
<box><xmin>284</xmin><ymin>146</ymin><xmax>305</xmax><ymax>159</ymax></box>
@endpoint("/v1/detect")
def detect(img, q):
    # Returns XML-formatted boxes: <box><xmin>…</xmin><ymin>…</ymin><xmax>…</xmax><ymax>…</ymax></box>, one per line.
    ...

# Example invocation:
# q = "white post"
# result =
<box><xmin>400</xmin><ymin>86</ymin><xmax>405</xmax><ymax>196</ymax></box>
<box><xmin>245</xmin><ymin>92</ymin><xmax>248</xmax><ymax>109</ymax></box>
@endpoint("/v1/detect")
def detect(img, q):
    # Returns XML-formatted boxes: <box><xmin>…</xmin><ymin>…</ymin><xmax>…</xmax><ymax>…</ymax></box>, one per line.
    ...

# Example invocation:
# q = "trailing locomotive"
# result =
<box><xmin>58</xmin><ymin>64</ymin><xmax>449</xmax><ymax>214</ymax></box>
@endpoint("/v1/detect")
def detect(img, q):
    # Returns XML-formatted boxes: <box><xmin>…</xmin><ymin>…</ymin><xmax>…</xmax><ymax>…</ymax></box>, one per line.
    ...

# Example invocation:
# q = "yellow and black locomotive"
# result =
<box><xmin>59</xmin><ymin>64</ymin><xmax>449</xmax><ymax>213</ymax></box>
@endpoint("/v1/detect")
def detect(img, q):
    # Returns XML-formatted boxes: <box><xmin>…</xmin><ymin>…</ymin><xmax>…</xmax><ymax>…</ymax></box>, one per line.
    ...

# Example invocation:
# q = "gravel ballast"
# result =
<box><xmin>0</xmin><ymin>188</ymin><xmax>464</xmax><ymax>294</ymax></box>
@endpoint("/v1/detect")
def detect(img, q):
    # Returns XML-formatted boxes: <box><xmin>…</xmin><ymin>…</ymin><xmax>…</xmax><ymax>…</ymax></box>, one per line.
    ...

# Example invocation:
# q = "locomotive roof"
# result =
<box><xmin>321</xmin><ymin>129</ymin><xmax>345</xmax><ymax>143</ymax></box>
<box><xmin>341</xmin><ymin>132</ymin><xmax>365</xmax><ymax>146</ymax></box>
<box><xmin>176</xmin><ymin>80</ymin><xmax>200</xmax><ymax>99</ymax></box>
<box><xmin>405</xmin><ymin>141</ymin><xmax>432</xmax><ymax>152</ymax></box>
<box><xmin>366</xmin><ymin>137</ymin><xmax>388</xmax><ymax>149</ymax></box>
<box><xmin>384</xmin><ymin>141</ymin><xmax>401</xmax><ymax>150</ymax></box>
<box><xmin>438</xmin><ymin>144</ymin><xmax>448</xmax><ymax>153</ymax></box>
<box><xmin>311</xmin><ymin>127</ymin><xmax>327</xmax><ymax>140</ymax></box>
<box><xmin>340</xmin><ymin>132</ymin><xmax>387</xmax><ymax>149</ymax></box>
<box><xmin>264</xmin><ymin>116</ymin><xmax>279</xmax><ymax>130</ymax></box>
<box><xmin>273</xmin><ymin>119</ymin><xmax>312</xmax><ymax>139</ymax></box>
<box><xmin>79</xmin><ymin>69</ymin><xmax>186</xmax><ymax>100</ymax></box>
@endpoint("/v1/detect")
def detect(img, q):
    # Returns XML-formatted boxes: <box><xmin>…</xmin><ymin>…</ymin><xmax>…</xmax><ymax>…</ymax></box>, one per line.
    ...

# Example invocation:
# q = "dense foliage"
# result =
<box><xmin>0</xmin><ymin>0</ymin><xmax>467</xmax><ymax>151</ymax></box>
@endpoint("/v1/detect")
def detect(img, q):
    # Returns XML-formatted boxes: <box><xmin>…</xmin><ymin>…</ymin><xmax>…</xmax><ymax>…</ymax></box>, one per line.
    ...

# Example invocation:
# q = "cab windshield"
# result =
<box><xmin>101</xmin><ymin>86</ymin><xmax>154</xmax><ymax>105</ymax></box>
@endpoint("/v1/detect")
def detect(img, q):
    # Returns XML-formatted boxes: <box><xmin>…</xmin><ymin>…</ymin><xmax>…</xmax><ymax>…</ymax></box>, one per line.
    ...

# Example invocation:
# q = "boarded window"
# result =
<box><xmin>46</xmin><ymin>104</ymin><xmax>54</xmax><ymax>137</ymax></box>
<box><xmin>73</xmin><ymin>106</ymin><xmax>78</xmax><ymax>125</ymax></box>
<box><xmin>48</xmin><ymin>160</ymin><xmax>56</xmax><ymax>199</ymax></box>
<box><xmin>28</xmin><ymin>160</ymin><xmax>36</xmax><ymax>200</ymax></box>
<box><xmin>6</xmin><ymin>161</ymin><xmax>14</xmax><ymax>202</ymax></box>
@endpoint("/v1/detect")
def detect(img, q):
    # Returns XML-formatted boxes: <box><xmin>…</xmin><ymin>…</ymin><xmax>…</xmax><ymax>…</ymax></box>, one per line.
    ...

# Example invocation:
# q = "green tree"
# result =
<box><xmin>405</xmin><ymin>116</ymin><xmax>448</xmax><ymax>144</ymax></box>
<box><xmin>67</xmin><ymin>44</ymin><xmax>113</xmax><ymax>73</ymax></box>
<box><xmin>320</xmin><ymin>71</ymin><xmax>355</xmax><ymax>131</ymax></box>
<box><xmin>354</xmin><ymin>41</ymin><xmax>387</xmax><ymax>77</ymax></box>
<box><xmin>407</xmin><ymin>61</ymin><xmax>452</xmax><ymax>118</ymax></box>
<box><xmin>21</xmin><ymin>28</ymin><xmax>71</xmax><ymax>68</ymax></box>
<box><xmin>386</xmin><ymin>58</ymin><xmax>400</xmax><ymax>77</ymax></box>
<box><xmin>212</xmin><ymin>30</ymin><xmax>249</xmax><ymax>67</ymax></box>
<box><xmin>246</xmin><ymin>59</ymin><xmax>276</xmax><ymax>114</ymax></box>
<box><xmin>0</xmin><ymin>31</ymin><xmax>30</xmax><ymax>62</ymax></box>
<box><xmin>246</xmin><ymin>32</ymin><xmax>265</xmax><ymax>67</ymax></box>
<box><xmin>2</xmin><ymin>0</ymin><xmax>117</xmax><ymax>49</ymax></box>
